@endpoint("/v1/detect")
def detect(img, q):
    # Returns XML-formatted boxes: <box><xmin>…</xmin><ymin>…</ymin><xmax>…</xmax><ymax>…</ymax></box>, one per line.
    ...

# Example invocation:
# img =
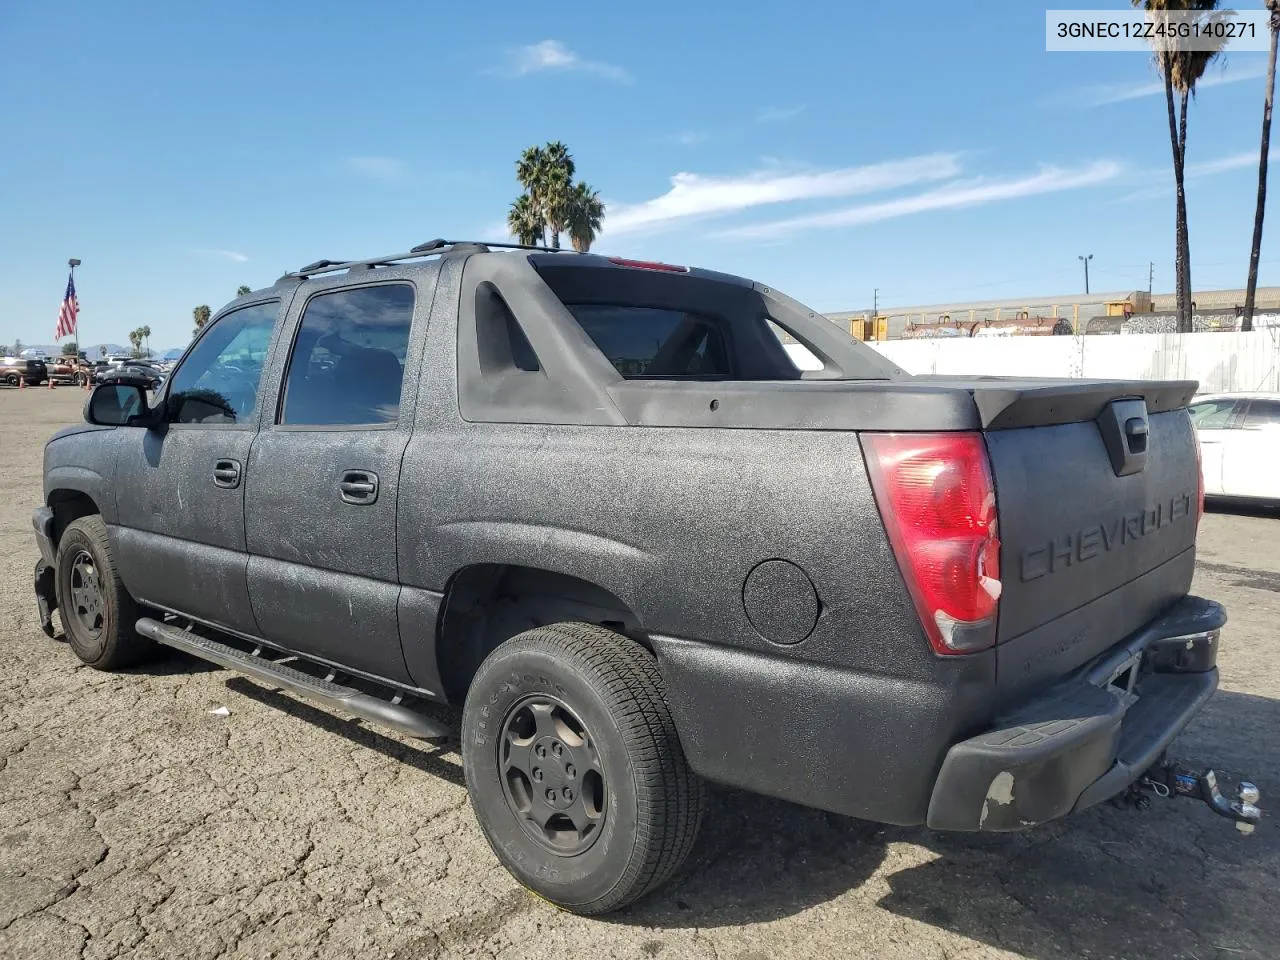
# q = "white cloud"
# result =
<box><xmin>603</xmin><ymin>152</ymin><xmax>965</xmax><ymax>236</ymax></box>
<box><xmin>498</xmin><ymin>40</ymin><xmax>631</xmax><ymax>83</ymax></box>
<box><xmin>1086</xmin><ymin>61</ymin><xmax>1267</xmax><ymax>105</ymax></box>
<box><xmin>722</xmin><ymin>161</ymin><xmax>1123</xmax><ymax>239</ymax></box>
<box><xmin>1187</xmin><ymin>151</ymin><xmax>1256</xmax><ymax>176</ymax></box>
<box><xmin>347</xmin><ymin>156</ymin><xmax>409</xmax><ymax>180</ymax></box>
<box><xmin>757</xmin><ymin>105</ymin><xmax>806</xmax><ymax>123</ymax></box>
<box><xmin>1117</xmin><ymin>150</ymin><xmax>1259</xmax><ymax>201</ymax></box>
<box><xmin>196</xmin><ymin>249</ymin><xmax>249</xmax><ymax>263</ymax></box>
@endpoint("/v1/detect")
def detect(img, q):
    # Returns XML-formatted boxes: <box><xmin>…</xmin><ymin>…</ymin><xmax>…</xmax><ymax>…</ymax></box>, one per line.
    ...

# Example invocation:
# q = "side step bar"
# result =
<box><xmin>136</xmin><ymin>618</ymin><xmax>451</xmax><ymax>741</ymax></box>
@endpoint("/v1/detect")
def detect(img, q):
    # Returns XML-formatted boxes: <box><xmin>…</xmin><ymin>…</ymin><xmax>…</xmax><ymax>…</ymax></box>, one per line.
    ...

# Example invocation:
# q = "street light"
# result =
<box><xmin>1078</xmin><ymin>254</ymin><xmax>1093</xmax><ymax>295</ymax></box>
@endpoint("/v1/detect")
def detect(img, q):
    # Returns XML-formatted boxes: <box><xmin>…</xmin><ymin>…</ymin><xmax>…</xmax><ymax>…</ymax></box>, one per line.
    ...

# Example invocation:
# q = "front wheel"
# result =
<box><xmin>5</xmin><ymin>373</ymin><xmax>18</xmax><ymax>386</ymax></box>
<box><xmin>54</xmin><ymin>515</ymin><xmax>153</xmax><ymax>669</ymax></box>
<box><xmin>462</xmin><ymin>622</ymin><xmax>705</xmax><ymax>914</ymax></box>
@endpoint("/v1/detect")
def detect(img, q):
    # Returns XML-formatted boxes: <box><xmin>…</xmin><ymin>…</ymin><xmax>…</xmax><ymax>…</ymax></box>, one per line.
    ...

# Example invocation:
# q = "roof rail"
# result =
<box><xmin>279</xmin><ymin>239</ymin><xmax>579</xmax><ymax>281</ymax></box>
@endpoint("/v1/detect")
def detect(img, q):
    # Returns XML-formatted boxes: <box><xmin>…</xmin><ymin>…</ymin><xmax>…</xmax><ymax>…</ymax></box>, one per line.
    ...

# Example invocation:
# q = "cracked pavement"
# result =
<box><xmin>1</xmin><ymin>388</ymin><xmax>1276</xmax><ymax>959</ymax></box>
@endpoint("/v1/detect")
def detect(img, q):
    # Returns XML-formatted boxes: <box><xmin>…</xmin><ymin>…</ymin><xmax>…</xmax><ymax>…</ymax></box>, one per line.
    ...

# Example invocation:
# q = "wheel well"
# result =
<box><xmin>436</xmin><ymin>564</ymin><xmax>641</xmax><ymax>703</ymax></box>
<box><xmin>48</xmin><ymin>490</ymin><xmax>100</xmax><ymax>546</ymax></box>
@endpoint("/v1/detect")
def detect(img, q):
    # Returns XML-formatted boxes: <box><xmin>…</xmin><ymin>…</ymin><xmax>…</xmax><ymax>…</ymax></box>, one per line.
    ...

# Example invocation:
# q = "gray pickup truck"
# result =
<box><xmin>32</xmin><ymin>240</ymin><xmax>1259</xmax><ymax>913</ymax></box>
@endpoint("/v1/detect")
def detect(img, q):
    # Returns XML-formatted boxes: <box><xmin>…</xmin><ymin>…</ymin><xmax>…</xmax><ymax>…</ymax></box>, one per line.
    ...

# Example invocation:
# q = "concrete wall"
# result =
<box><xmin>865</xmin><ymin>330</ymin><xmax>1280</xmax><ymax>394</ymax></box>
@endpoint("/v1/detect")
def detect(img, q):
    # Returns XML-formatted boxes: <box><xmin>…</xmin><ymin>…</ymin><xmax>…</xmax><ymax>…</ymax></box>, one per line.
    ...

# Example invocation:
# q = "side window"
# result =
<box><xmin>1187</xmin><ymin>399</ymin><xmax>1236</xmax><ymax>431</ymax></box>
<box><xmin>1243</xmin><ymin>399</ymin><xmax>1280</xmax><ymax>428</ymax></box>
<box><xmin>167</xmin><ymin>301</ymin><xmax>278</xmax><ymax>424</ymax></box>
<box><xmin>566</xmin><ymin>304</ymin><xmax>732</xmax><ymax>378</ymax></box>
<box><xmin>281</xmin><ymin>284</ymin><xmax>414</xmax><ymax>426</ymax></box>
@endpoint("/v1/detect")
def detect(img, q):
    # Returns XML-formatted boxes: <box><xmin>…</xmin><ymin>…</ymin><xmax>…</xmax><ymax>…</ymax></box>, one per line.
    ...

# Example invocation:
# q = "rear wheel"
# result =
<box><xmin>5</xmin><ymin>373</ymin><xmax>17</xmax><ymax>386</ymax></box>
<box><xmin>462</xmin><ymin>622</ymin><xmax>705</xmax><ymax>914</ymax></box>
<box><xmin>54</xmin><ymin>516</ymin><xmax>152</xmax><ymax>669</ymax></box>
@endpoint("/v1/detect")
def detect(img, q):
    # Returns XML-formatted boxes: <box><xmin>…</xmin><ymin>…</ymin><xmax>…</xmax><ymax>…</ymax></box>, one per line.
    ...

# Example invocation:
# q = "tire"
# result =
<box><xmin>462</xmin><ymin>622</ymin><xmax>705</xmax><ymax>915</ymax></box>
<box><xmin>5</xmin><ymin>373</ymin><xmax>17</xmax><ymax>386</ymax></box>
<box><xmin>54</xmin><ymin>515</ymin><xmax>152</xmax><ymax>669</ymax></box>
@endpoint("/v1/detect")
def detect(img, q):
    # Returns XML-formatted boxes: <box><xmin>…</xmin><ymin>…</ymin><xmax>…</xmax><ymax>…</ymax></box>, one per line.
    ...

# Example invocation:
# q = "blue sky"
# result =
<box><xmin>0</xmin><ymin>0</ymin><xmax>1276</xmax><ymax>349</ymax></box>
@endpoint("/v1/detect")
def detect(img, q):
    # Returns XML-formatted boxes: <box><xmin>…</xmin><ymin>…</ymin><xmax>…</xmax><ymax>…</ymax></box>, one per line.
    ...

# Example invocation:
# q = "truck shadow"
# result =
<box><xmin>621</xmin><ymin>689</ymin><xmax>1278</xmax><ymax>958</ymax></box>
<box><xmin>222</xmin><ymin>674</ymin><xmax>466</xmax><ymax>787</ymax></box>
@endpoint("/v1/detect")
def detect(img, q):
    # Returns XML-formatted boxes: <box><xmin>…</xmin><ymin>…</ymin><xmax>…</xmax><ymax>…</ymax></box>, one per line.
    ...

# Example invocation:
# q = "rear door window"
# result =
<box><xmin>1242</xmin><ymin>398</ymin><xmax>1280</xmax><ymax>428</ymax></box>
<box><xmin>280</xmin><ymin>284</ymin><xmax>414</xmax><ymax>426</ymax></box>
<box><xmin>565</xmin><ymin>304</ymin><xmax>732</xmax><ymax>378</ymax></box>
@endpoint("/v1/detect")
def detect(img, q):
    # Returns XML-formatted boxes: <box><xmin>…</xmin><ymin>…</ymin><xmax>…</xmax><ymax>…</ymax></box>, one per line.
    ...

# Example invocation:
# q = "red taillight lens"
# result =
<box><xmin>607</xmin><ymin>257</ymin><xmax>689</xmax><ymax>273</ymax></box>
<box><xmin>862</xmin><ymin>432</ymin><xmax>1001</xmax><ymax>656</ymax></box>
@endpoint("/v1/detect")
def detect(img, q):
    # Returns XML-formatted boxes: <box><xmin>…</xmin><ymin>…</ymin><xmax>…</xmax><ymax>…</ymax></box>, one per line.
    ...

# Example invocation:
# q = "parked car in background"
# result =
<box><xmin>1190</xmin><ymin>392</ymin><xmax>1280</xmax><ymax>504</ymax></box>
<box><xmin>96</xmin><ymin>360</ymin><xmax>164</xmax><ymax>391</ymax></box>
<box><xmin>0</xmin><ymin>356</ymin><xmax>48</xmax><ymax>386</ymax></box>
<box><xmin>46</xmin><ymin>357</ymin><xmax>93</xmax><ymax>386</ymax></box>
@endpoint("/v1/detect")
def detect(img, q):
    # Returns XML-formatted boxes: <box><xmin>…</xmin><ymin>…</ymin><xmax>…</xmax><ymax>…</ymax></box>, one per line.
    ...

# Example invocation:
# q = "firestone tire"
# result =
<box><xmin>462</xmin><ymin>622</ymin><xmax>705</xmax><ymax>915</ymax></box>
<box><xmin>54</xmin><ymin>515</ymin><xmax>153</xmax><ymax>670</ymax></box>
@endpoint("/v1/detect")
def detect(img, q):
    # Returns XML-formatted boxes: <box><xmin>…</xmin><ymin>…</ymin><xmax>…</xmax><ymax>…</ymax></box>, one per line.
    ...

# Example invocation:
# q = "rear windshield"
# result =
<box><xmin>532</xmin><ymin>257</ymin><xmax>901</xmax><ymax>382</ymax></box>
<box><xmin>566</xmin><ymin>305</ymin><xmax>732</xmax><ymax>378</ymax></box>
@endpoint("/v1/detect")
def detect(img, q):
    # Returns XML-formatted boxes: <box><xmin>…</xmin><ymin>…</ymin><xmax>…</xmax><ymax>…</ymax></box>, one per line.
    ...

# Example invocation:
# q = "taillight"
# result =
<box><xmin>862</xmin><ymin>432</ymin><xmax>1001</xmax><ymax>656</ymax></box>
<box><xmin>607</xmin><ymin>257</ymin><xmax>689</xmax><ymax>273</ymax></box>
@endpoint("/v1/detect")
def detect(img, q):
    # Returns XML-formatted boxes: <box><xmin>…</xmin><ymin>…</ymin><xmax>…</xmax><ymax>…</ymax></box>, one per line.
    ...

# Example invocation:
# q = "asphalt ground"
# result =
<box><xmin>1</xmin><ymin>386</ymin><xmax>1276</xmax><ymax>959</ymax></box>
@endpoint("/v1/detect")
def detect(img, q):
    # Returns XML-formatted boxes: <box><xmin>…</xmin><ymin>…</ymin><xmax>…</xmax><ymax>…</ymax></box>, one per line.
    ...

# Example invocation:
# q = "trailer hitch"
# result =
<box><xmin>1133</xmin><ymin>760</ymin><xmax>1262</xmax><ymax>834</ymax></box>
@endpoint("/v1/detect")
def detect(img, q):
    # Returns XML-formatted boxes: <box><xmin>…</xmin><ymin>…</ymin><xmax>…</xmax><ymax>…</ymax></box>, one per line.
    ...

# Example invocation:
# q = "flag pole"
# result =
<box><xmin>67</xmin><ymin>258</ymin><xmax>81</xmax><ymax>361</ymax></box>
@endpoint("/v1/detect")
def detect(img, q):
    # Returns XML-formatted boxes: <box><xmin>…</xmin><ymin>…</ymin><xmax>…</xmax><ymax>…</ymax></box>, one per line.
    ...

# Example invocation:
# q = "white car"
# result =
<box><xmin>1189</xmin><ymin>392</ymin><xmax>1280</xmax><ymax>503</ymax></box>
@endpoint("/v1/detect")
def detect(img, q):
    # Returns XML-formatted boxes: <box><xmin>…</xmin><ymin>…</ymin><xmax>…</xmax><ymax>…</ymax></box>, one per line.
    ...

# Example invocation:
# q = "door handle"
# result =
<box><xmin>339</xmin><ymin>470</ymin><xmax>379</xmax><ymax>505</ymax></box>
<box><xmin>213</xmin><ymin>458</ymin><xmax>242</xmax><ymax>489</ymax></box>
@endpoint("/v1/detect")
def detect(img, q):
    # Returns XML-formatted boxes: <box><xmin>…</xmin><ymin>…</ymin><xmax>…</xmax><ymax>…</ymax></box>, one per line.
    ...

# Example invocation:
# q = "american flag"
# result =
<box><xmin>55</xmin><ymin>272</ymin><xmax>79</xmax><ymax>341</ymax></box>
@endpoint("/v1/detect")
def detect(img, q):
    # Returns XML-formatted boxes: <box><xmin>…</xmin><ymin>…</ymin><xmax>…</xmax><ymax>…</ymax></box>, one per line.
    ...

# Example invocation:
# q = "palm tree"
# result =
<box><xmin>236</xmin><ymin>284</ymin><xmax>251</xmax><ymax>296</ymax></box>
<box><xmin>193</xmin><ymin>304</ymin><xmax>212</xmax><ymax>337</ymax></box>
<box><xmin>516</xmin><ymin>145</ymin><xmax>549</xmax><ymax>226</ymax></box>
<box><xmin>128</xmin><ymin>328</ymin><xmax>144</xmax><ymax>358</ymax></box>
<box><xmin>567</xmin><ymin>182</ymin><xmax>605</xmax><ymax>252</ymax></box>
<box><xmin>1245</xmin><ymin>1</ymin><xmax>1280</xmax><ymax>331</ymax></box>
<box><xmin>141</xmin><ymin>324</ymin><xmax>151</xmax><ymax>358</ymax></box>
<box><xmin>543</xmin><ymin>163</ymin><xmax>575</xmax><ymax>249</ymax></box>
<box><xmin>508</xmin><ymin>194</ymin><xmax>545</xmax><ymax>246</ymax></box>
<box><xmin>1133</xmin><ymin>0</ymin><xmax>1225</xmax><ymax>332</ymax></box>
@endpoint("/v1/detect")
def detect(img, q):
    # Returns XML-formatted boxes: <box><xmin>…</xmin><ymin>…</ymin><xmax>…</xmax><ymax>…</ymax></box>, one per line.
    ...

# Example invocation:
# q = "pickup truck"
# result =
<box><xmin>1</xmin><ymin>356</ymin><xmax>48</xmax><ymax>386</ymax></box>
<box><xmin>31</xmin><ymin>240</ymin><xmax>1260</xmax><ymax>914</ymax></box>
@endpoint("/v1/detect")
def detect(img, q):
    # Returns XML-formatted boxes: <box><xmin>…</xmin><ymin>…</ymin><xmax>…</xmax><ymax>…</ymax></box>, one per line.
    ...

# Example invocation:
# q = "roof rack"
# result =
<box><xmin>278</xmin><ymin>239</ymin><xmax>578</xmax><ymax>281</ymax></box>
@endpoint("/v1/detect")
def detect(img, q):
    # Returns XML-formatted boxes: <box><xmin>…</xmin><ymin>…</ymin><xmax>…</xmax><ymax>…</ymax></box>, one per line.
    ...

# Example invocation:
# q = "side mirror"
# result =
<box><xmin>85</xmin><ymin>383</ymin><xmax>152</xmax><ymax>426</ymax></box>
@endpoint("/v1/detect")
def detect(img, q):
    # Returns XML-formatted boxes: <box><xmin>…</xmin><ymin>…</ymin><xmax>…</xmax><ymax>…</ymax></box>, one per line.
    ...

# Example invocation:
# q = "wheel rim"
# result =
<box><xmin>68</xmin><ymin>550</ymin><xmax>105</xmax><ymax>640</ymax></box>
<box><xmin>498</xmin><ymin>695</ymin><xmax>607</xmax><ymax>856</ymax></box>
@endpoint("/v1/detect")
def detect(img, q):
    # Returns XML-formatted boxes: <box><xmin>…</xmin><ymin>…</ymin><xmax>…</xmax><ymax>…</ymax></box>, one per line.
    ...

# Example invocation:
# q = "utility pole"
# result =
<box><xmin>1078</xmin><ymin>254</ymin><xmax>1093</xmax><ymax>295</ymax></box>
<box><xmin>873</xmin><ymin>288</ymin><xmax>879</xmax><ymax>317</ymax></box>
<box><xmin>1148</xmin><ymin>261</ymin><xmax>1154</xmax><ymax>295</ymax></box>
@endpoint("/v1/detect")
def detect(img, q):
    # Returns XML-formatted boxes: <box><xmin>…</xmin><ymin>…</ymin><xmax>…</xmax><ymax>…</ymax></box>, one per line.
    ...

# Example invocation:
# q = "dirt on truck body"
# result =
<box><xmin>31</xmin><ymin>240</ymin><xmax>1260</xmax><ymax>914</ymax></box>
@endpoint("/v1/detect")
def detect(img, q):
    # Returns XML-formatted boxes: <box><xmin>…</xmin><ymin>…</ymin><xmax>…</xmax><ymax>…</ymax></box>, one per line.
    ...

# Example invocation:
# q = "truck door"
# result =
<box><xmin>111</xmin><ymin>299</ymin><xmax>280</xmax><ymax>635</ymax></box>
<box><xmin>244</xmin><ymin>276</ymin><xmax>430</xmax><ymax>684</ymax></box>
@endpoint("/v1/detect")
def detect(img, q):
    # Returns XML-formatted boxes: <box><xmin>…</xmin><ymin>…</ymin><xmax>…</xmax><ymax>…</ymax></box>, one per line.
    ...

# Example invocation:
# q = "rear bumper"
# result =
<box><xmin>926</xmin><ymin>595</ymin><xmax>1223</xmax><ymax>831</ymax></box>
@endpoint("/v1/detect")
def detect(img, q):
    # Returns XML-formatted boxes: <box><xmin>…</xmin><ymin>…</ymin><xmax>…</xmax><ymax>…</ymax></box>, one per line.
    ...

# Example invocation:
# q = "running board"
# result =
<box><xmin>135</xmin><ymin>617</ymin><xmax>451</xmax><ymax>740</ymax></box>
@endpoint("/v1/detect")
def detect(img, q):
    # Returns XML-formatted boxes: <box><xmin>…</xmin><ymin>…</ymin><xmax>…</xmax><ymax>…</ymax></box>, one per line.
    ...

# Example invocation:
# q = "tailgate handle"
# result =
<box><xmin>1125</xmin><ymin>417</ymin><xmax>1149</xmax><ymax>454</ymax></box>
<box><xmin>1096</xmin><ymin>399</ymin><xmax>1149</xmax><ymax>477</ymax></box>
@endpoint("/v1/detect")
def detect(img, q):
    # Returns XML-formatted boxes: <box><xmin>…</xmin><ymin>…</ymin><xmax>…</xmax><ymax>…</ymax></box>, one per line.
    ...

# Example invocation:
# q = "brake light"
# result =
<box><xmin>607</xmin><ymin>257</ymin><xmax>689</xmax><ymax>273</ymax></box>
<box><xmin>862</xmin><ymin>432</ymin><xmax>1001</xmax><ymax>656</ymax></box>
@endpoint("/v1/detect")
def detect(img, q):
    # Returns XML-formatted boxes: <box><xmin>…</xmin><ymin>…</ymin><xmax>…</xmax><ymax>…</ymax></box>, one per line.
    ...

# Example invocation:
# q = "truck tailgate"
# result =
<box><xmin>985</xmin><ymin>404</ymin><xmax>1200</xmax><ymax>695</ymax></box>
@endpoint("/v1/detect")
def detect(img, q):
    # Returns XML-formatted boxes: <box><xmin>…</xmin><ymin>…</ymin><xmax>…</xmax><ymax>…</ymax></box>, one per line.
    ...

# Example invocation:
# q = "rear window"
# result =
<box><xmin>566</xmin><ymin>304</ymin><xmax>731</xmax><ymax>378</ymax></box>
